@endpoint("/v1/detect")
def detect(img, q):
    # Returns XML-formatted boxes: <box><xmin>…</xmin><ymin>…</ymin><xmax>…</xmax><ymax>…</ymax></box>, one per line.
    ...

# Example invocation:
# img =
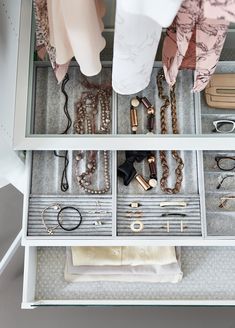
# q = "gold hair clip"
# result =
<box><xmin>159</xmin><ymin>201</ymin><xmax>187</xmax><ymax>208</ymax></box>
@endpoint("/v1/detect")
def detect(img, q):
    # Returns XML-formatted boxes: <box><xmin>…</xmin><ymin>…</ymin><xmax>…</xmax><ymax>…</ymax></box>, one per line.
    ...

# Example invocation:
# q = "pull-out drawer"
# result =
<box><xmin>22</xmin><ymin>150</ymin><xmax>205</xmax><ymax>245</ymax></box>
<box><xmin>21</xmin><ymin>149</ymin><xmax>235</xmax><ymax>245</ymax></box>
<box><xmin>22</xmin><ymin>246</ymin><xmax>235</xmax><ymax>308</ymax></box>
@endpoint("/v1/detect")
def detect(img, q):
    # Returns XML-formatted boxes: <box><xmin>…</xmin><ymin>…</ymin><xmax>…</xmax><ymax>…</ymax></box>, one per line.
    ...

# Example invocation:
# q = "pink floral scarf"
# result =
<box><xmin>162</xmin><ymin>0</ymin><xmax>230</xmax><ymax>92</ymax></box>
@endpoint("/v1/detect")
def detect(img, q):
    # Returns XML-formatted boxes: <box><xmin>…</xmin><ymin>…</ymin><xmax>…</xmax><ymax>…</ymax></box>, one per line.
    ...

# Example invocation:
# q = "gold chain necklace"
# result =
<box><xmin>156</xmin><ymin>69</ymin><xmax>184</xmax><ymax>194</ymax></box>
<box><xmin>74</xmin><ymin>83</ymin><xmax>111</xmax><ymax>194</ymax></box>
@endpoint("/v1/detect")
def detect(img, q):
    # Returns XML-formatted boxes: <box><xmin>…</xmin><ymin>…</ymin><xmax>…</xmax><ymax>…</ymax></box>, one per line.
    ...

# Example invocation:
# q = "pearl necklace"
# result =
<box><xmin>74</xmin><ymin>83</ymin><xmax>111</xmax><ymax>194</ymax></box>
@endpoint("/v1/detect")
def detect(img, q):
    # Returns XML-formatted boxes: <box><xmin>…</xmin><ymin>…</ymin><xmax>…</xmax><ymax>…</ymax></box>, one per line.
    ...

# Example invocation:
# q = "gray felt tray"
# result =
<box><xmin>117</xmin><ymin>151</ymin><xmax>199</xmax><ymax>195</ymax></box>
<box><xmin>32</xmin><ymin>64</ymin><xmax>113</xmax><ymax>135</ymax></box>
<box><xmin>117</xmin><ymin>195</ymin><xmax>201</xmax><ymax>237</ymax></box>
<box><xmin>203</xmin><ymin>151</ymin><xmax>235</xmax><ymax>237</ymax></box>
<box><xmin>27</xmin><ymin>150</ymin><xmax>202</xmax><ymax>238</ymax></box>
<box><xmin>35</xmin><ymin>246</ymin><xmax>235</xmax><ymax>301</ymax></box>
<box><xmin>117</xmin><ymin>69</ymin><xmax>196</xmax><ymax>135</ymax></box>
<box><xmin>31</xmin><ymin>63</ymin><xmax>197</xmax><ymax>136</ymax></box>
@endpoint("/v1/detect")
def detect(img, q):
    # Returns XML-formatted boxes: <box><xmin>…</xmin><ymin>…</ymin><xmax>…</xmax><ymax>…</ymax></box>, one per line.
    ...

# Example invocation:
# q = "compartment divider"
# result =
<box><xmin>112</xmin><ymin>150</ymin><xmax>117</xmax><ymax>237</ymax></box>
<box><xmin>196</xmin><ymin>151</ymin><xmax>207</xmax><ymax>238</ymax></box>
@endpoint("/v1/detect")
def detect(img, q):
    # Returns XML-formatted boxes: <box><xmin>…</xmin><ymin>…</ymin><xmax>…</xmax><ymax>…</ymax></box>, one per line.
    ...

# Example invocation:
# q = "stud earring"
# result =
<box><xmin>161</xmin><ymin>221</ymin><xmax>170</xmax><ymax>233</ymax></box>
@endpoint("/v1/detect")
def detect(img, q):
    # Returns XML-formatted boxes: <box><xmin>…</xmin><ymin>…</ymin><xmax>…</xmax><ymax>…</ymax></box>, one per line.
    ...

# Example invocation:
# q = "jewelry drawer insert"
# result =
<box><xmin>27</xmin><ymin>62</ymin><xmax>235</xmax><ymax>140</ymax></box>
<box><xmin>23</xmin><ymin>148</ymin><xmax>235</xmax><ymax>243</ymax></box>
<box><xmin>21</xmin><ymin>147</ymin><xmax>216</xmax><ymax>243</ymax></box>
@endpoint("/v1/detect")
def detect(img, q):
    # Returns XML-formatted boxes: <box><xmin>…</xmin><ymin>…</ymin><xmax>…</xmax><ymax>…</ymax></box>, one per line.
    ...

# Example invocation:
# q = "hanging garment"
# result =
<box><xmin>204</xmin><ymin>0</ymin><xmax>235</xmax><ymax>22</ymax></box>
<box><xmin>34</xmin><ymin>0</ymin><xmax>106</xmax><ymax>82</ymax></box>
<box><xmin>47</xmin><ymin>0</ymin><xmax>106</xmax><ymax>77</ymax></box>
<box><xmin>71</xmin><ymin>246</ymin><xmax>177</xmax><ymax>266</ymax></box>
<box><xmin>112</xmin><ymin>0</ymin><xmax>183</xmax><ymax>95</ymax></box>
<box><xmin>162</xmin><ymin>0</ymin><xmax>230</xmax><ymax>92</ymax></box>
<box><xmin>33</xmin><ymin>0</ymin><xmax>68</xmax><ymax>83</ymax></box>
<box><xmin>112</xmin><ymin>1</ymin><xmax>161</xmax><ymax>95</ymax></box>
<box><xmin>120</xmin><ymin>0</ymin><xmax>183</xmax><ymax>28</ymax></box>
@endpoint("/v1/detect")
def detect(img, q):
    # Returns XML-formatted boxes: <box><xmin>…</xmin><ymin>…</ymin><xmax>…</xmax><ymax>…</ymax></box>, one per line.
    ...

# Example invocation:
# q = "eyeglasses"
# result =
<box><xmin>212</xmin><ymin>120</ymin><xmax>235</xmax><ymax>133</ymax></box>
<box><xmin>216</xmin><ymin>174</ymin><xmax>235</xmax><ymax>189</ymax></box>
<box><xmin>219</xmin><ymin>194</ymin><xmax>235</xmax><ymax>210</ymax></box>
<box><xmin>215</xmin><ymin>156</ymin><xmax>235</xmax><ymax>171</ymax></box>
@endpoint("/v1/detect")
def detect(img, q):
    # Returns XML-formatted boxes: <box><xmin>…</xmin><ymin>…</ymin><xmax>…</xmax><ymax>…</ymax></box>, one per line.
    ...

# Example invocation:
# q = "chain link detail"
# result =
<box><xmin>157</xmin><ymin>69</ymin><xmax>184</xmax><ymax>194</ymax></box>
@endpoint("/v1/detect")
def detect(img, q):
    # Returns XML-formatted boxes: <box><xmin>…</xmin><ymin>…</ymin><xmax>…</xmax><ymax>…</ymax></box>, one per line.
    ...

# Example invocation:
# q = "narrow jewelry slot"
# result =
<box><xmin>112</xmin><ymin>150</ymin><xmax>117</xmax><ymax>237</ymax></box>
<box><xmin>203</xmin><ymin>150</ymin><xmax>235</xmax><ymax>237</ymax></box>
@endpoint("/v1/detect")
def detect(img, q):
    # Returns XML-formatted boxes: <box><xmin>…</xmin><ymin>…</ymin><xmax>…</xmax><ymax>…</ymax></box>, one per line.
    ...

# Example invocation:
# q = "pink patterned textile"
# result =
<box><xmin>162</xmin><ymin>0</ymin><xmax>230</xmax><ymax>92</ymax></box>
<box><xmin>33</xmin><ymin>0</ymin><xmax>69</xmax><ymax>83</ymax></box>
<box><xmin>204</xmin><ymin>0</ymin><xmax>235</xmax><ymax>22</ymax></box>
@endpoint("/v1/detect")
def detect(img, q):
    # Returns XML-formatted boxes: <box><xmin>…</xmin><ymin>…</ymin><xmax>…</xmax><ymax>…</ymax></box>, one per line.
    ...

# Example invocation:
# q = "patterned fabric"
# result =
<box><xmin>33</xmin><ymin>0</ymin><xmax>68</xmax><ymax>83</ymax></box>
<box><xmin>204</xmin><ymin>0</ymin><xmax>235</xmax><ymax>22</ymax></box>
<box><xmin>162</xmin><ymin>0</ymin><xmax>230</xmax><ymax>92</ymax></box>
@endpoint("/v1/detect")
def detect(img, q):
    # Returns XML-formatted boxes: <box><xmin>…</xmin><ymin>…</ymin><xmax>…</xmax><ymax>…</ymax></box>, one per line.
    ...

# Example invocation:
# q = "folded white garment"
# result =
<box><xmin>65</xmin><ymin>247</ymin><xmax>183</xmax><ymax>283</ymax></box>
<box><xmin>71</xmin><ymin>246</ymin><xmax>177</xmax><ymax>266</ymax></box>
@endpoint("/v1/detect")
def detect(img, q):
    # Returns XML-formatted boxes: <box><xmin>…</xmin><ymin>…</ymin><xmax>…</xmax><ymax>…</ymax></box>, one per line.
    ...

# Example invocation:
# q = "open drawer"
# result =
<box><xmin>22</xmin><ymin>149</ymin><xmax>206</xmax><ymax>246</ymax></box>
<box><xmin>21</xmin><ymin>149</ymin><xmax>235</xmax><ymax>246</ymax></box>
<box><xmin>22</xmin><ymin>245</ymin><xmax>235</xmax><ymax>308</ymax></box>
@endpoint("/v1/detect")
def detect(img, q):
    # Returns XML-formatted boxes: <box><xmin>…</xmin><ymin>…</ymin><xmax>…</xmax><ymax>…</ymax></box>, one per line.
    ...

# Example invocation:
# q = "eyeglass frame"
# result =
<box><xmin>212</xmin><ymin>120</ymin><xmax>235</xmax><ymax>133</ymax></box>
<box><xmin>216</xmin><ymin>174</ymin><xmax>235</xmax><ymax>189</ymax></box>
<box><xmin>215</xmin><ymin>156</ymin><xmax>235</xmax><ymax>171</ymax></box>
<box><xmin>219</xmin><ymin>194</ymin><xmax>235</xmax><ymax>209</ymax></box>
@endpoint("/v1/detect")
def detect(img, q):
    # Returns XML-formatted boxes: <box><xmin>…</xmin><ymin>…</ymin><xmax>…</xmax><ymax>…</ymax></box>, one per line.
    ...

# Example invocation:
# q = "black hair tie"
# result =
<box><xmin>57</xmin><ymin>206</ymin><xmax>82</xmax><ymax>231</ymax></box>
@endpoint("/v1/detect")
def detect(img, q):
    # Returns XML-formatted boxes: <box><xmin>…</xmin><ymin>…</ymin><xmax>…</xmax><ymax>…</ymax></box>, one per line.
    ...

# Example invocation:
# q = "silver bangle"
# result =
<box><xmin>41</xmin><ymin>203</ymin><xmax>62</xmax><ymax>235</ymax></box>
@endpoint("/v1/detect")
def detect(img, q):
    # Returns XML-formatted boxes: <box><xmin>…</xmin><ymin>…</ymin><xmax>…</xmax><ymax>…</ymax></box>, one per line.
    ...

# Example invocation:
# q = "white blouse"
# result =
<box><xmin>112</xmin><ymin>0</ymin><xmax>183</xmax><ymax>95</ymax></box>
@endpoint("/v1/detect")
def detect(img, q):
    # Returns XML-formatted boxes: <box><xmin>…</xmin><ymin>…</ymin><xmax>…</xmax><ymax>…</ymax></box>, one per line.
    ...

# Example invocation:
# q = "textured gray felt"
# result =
<box><xmin>117</xmin><ymin>195</ymin><xmax>201</xmax><ymax>236</ymax></box>
<box><xmin>28</xmin><ymin>151</ymin><xmax>113</xmax><ymax>236</ymax></box>
<box><xmin>203</xmin><ymin>151</ymin><xmax>235</xmax><ymax>236</ymax></box>
<box><xmin>31</xmin><ymin>151</ymin><xmax>112</xmax><ymax>195</ymax></box>
<box><xmin>28</xmin><ymin>195</ymin><xmax>113</xmax><ymax>237</ymax></box>
<box><xmin>32</xmin><ymin>65</ymin><xmax>112</xmax><ymax>135</ymax></box>
<box><xmin>117</xmin><ymin>69</ymin><xmax>196</xmax><ymax>135</ymax></box>
<box><xmin>117</xmin><ymin>151</ymin><xmax>199</xmax><ymax>195</ymax></box>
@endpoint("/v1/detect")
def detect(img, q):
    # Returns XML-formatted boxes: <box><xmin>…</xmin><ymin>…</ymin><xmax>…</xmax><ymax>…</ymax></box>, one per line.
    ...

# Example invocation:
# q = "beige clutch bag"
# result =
<box><xmin>205</xmin><ymin>74</ymin><xmax>235</xmax><ymax>109</ymax></box>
